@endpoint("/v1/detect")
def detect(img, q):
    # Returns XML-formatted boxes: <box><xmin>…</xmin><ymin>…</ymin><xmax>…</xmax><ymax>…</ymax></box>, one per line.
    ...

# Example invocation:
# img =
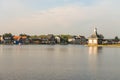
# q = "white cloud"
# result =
<box><xmin>1</xmin><ymin>5</ymin><xmax>85</xmax><ymax>34</ymax></box>
<box><xmin>0</xmin><ymin>0</ymin><xmax>120</xmax><ymax>37</ymax></box>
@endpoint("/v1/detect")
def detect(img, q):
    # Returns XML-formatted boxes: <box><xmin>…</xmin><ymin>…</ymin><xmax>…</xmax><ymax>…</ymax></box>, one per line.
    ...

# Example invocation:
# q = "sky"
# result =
<box><xmin>0</xmin><ymin>0</ymin><xmax>120</xmax><ymax>38</ymax></box>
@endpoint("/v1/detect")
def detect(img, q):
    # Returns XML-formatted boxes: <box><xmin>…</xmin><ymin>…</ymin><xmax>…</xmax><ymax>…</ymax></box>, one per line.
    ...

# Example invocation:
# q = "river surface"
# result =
<box><xmin>0</xmin><ymin>45</ymin><xmax>120</xmax><ymax>80</ymax></box>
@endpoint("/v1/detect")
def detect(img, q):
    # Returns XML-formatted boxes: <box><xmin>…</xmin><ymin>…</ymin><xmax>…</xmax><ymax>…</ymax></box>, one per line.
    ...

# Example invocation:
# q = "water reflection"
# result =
<box><xmin>89</xmin><ymin>46</ymin><xmax>102</xmax><ymax>55</ymax></box>
<box><xmin>88</xmin><ymin>46</ymin><xmax>103</xmax><ymax>76</ymax></box>
<box><xmin>0</xmin><ymin>45</ymin><xmax>120</xmax><ymax>80</ymax></box>
<box><xmin>88</xmin><ymin>46</ymin><xmax>102</xmax><ymax>77</ymax></box>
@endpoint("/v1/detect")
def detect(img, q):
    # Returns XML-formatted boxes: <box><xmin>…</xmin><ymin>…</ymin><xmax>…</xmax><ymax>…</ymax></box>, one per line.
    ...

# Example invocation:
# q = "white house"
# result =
<box><xmin>88</xmin><ymin>28</ymin><xmax>103</xmax><ymax>46</ymax></box>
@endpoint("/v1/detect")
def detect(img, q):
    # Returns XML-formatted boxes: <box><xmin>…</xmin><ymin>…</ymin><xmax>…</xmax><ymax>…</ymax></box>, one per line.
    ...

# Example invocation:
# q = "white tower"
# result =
<box><xmin>94</xmin><ymin>27</ymin><xmax>97</xmax><ymax>35</ymax></box>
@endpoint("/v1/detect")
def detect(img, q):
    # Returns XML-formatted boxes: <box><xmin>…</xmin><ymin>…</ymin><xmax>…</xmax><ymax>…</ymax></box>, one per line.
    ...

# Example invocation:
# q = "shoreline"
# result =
<box><xmin>87</xmin><ymin>44</ymin><xmax>120</xmax><ymax>47</ymax></box>
<box><xmin>1</xmin><ymin>43</ymin><xmax>120</xmax><ymax>47</ymax></box>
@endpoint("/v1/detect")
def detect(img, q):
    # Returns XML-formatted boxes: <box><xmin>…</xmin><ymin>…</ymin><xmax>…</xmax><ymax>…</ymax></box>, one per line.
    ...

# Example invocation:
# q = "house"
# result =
<box><xmin>13</xmin><ymin>36</ymin><xmax>21</xmax><ymax>44</ymax></box>
<box><xmin>68</xmin><ymin>35</ymin><xmax>87</xmax><ymax>44</ymax></box>
<box><xmin>13</xmin><ymin>35</ymin><xmax>31</xmax><ymax>44</ymax></box>
<box><xmin>88</xmin><ymin>28</ymin><xmax>104</xmax><ymax>46</ymax></box>
<box><xmin>47</xmin><ymin>34</ymin><xmax>56</xmax><ymax>44</ymax></box>
<box><xmin>3</xmin><ymin>33</ymin><xmax>13</xmax><ymax>44</ymax></box>
<box><xmin>20</xmin><ymin>36</ymin><xmax>30</xmax><ymax>44</ymax></box>
<box><xmin>55</xmin><ymin>36</ymin><xmax>61</xmax><ymax>44</ymax></box>
<box><xmin>75</xmin><ymin>35</ymin><xmax>87</xmax><ymax>45</ymax></box>
<box><xmin>0</xmin><ymin>35</ymin><xmax>3</xmax><ymax>44</ymax></box>
<box><xmin>68</xmin><ymin>38</ymin><xmax>75</xmax><ymax>44</ymax></box>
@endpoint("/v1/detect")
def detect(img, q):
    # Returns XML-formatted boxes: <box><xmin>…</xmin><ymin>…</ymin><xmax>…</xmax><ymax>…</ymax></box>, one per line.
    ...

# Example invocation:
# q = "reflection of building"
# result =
<box><xmin>88</xmin><ymin>28</ymin><xmax>103</xmax><ymax>46</ymax></box>
<box><xmin>89</xmin><ymin>46</ymin><xmax>98</xmax><ymax>54</ymax></box>
<box><xmin>89</xmin><ymin>46</ymin><xmax>102</xmax><ymax>54</ymax></box>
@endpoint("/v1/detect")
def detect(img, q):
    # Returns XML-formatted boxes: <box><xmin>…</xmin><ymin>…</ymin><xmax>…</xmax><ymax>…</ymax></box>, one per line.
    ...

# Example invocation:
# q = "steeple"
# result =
<box><xmin>94</xmin><ymin>27</ymin><xmax>97</xmax><ymax>35</ymax></box>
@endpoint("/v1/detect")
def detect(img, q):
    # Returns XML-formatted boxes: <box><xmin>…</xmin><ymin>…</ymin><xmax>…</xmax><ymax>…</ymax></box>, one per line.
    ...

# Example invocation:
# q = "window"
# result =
<box><xmin>89</xmin><ymin>39</ymin><xmax>92</xmax><ymax>43</ymax></box>
<box><xmin>93</xmin><ymin>39</ymin><xmax>97</xmax><ymax>44</ymax></box>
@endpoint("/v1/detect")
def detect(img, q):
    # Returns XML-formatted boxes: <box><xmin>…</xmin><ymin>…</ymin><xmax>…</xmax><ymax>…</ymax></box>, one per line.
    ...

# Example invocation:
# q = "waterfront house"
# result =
<box><xmin>13</xmin><ymin>36</ymin><xmax>21</xmax><ymax>44</ymax></box>
<box><xmin>68</xmin><ymin>35</ymin><xmax>87</xmax><ymax>44</ymax></box>
<box><xmin>55</xmin><ymin>36</ymin><xmax>61</xmax><ymax>44</ymax></box>
<box><xmin>3</xmin><ymin>33</ymin><xmax>13</xmax><ymax>44</ymax></box>
<box><xmin>20</xmin><ymin>36</ymin><xmax>30</xmax><ymax>44</ymax></box>
<box><xmin>13</xmin><ymin>35</ymin><xmax>31</xmax><ymax>44</ymax></box>
<box><xmin>47</xmin><ymin>34</ymin><xmax>56</xmax><ymax>44</ymax></box>
<box><xmin>68</xmin><ymin>38</ymin><xmax>75</xmax><ymax>44</ymax></box>
<box><xmin>75</xmin><ymin>35</ymin><xmax>87</xmax><ymax>44</ymax></box>
<box><xmin>0</xmin><ymin>35</ymin><xmax>4</xmax><ymax>44</ymax></box>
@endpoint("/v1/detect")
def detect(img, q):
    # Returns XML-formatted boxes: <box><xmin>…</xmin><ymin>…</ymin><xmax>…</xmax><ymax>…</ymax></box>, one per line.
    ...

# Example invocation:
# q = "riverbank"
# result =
<box><xmin>87</xmin><ymin>44</ymin><xmax>120</xmax><ymax>47</ymax></box>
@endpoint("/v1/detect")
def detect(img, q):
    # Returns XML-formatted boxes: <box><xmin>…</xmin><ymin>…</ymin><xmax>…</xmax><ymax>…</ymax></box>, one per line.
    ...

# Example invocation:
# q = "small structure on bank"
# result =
<box><xmin>88</xmin><ymin>28</ymin><xmax>104</xmax><ymax>46</ymax></box>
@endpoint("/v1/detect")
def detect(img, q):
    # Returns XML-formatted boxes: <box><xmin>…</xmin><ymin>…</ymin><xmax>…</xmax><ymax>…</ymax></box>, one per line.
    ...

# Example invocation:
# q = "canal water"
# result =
<box><xmin>0</xmin><ymin>45</ymin><xmax>120</xmax><ymax>80</ymax></box>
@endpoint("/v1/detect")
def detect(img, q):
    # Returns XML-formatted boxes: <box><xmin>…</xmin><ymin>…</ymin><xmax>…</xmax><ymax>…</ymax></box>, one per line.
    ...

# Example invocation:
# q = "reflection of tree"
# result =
<box><xmin>98</xmin><ymin>47</ymin><xmax>102</xmax><ymax>53</ymax></box>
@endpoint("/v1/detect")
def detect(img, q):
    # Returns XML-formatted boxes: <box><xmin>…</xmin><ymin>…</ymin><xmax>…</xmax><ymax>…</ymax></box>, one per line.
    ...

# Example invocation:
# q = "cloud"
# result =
<box><xmin>1</xmin><ymin>5</ymin><xmax>85</xmax><ymax>34</ymax></box>
<box><xmin>0</xmin><ymin>0</ymin><xmax>120</xmax><ymax>37</ymax></box>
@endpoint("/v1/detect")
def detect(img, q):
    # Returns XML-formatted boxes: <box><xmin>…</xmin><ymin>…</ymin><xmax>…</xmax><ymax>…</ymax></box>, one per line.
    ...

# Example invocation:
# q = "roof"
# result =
<box><xmin>13</xmin><ymin>36</ymin><xmax>27</xmax><ymax>40</ymax></box>
<box><xmin>90</xmin><ymin>33</ymin><xmax>99</xmax><ymax>38</ymax></box>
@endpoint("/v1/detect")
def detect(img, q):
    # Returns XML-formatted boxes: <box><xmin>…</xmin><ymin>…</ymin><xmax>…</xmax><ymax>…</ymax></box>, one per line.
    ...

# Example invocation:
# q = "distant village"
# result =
<box><xmin>0</xmin><ymin>33</ymin><xmax>87</xmax><ymax>45</ymax></box>
<box><xmin>0</xmin><ymin>28</ymin><xmax>120</xmax><ymax>45</ymax></box>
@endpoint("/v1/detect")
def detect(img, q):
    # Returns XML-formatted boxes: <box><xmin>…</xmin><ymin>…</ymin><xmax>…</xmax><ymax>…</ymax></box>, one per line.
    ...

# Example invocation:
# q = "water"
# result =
<box><xmin>0</xmin><ymin>45</ymin><xmax>120</xmax><ymax>80</ymax></box>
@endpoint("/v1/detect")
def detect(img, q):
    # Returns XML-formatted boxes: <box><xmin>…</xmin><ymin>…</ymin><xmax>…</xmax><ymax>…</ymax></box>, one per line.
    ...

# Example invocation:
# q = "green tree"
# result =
<box><xmin>98</xmin><ymin>34</ymin><xmax>104</xmax><ymax>39</ymax></box>
<box><xmin>3</xmin><ymin>33</ymin><xmax>13</xmax><ymax>37</ymax></box>
<box><xmin>19</xmin><ymin>34</ymin><xmax>30</xmax><ymax>38</ymax></box>
<box><xmin>30</xmin><ymin>35</ymin><xmax>39</xmax><ymax>39</ymax></box>
<box><xmin>115</xmin><ymin>36</ymin><xmax>119</xmax><ymax>42</ymax></box>
<box><xmin>39</xmin><ymin>35</ymin><xmax>47</xmax><ymax>39</ymax></box>
<box><xmin>19</xmin><ymin>34</ymin><xmax>27</xmax><ymax>36</ymax></box>
<box><xmin>60</xmin><ymin>35</ymin><xmax>71</xmax><ymax>43</ymax></box>
<box><xmin>3</xmin><ymin>33</ymin><xmax>13</xmax><ymax>44</ymax></box>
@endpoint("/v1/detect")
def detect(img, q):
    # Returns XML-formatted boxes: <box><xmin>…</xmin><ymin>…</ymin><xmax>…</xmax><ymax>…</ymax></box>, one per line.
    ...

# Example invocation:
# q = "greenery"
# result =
<box><xmin>30</xmin><ymin>35</ymin><xmax>40</xmax><ymax>39</ymax></box>
<box><xmin>60</xmin><ymin>35</ymin><xmax>72</xmax><ymax>43</ymax></box>
<box><xmin>115</xmin><ymin>36</ymin><xmax>119</xmax><ymax>42</ymax></box>
<box><xmin>3</xmin><ymin>33</ymin><xmax>13</xmax><ymax>37</ymax></box>
<box><xmin>98</xmin><ymin>34</ymin><xmax>104</xmax><ymax>39</ymax></box>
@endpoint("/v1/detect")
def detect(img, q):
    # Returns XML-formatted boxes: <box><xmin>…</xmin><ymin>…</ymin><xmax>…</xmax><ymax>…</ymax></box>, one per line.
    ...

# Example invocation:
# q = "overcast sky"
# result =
<box><xmin>0</xmin><ymin>0</ymin><xmax>120</xmax><ymax>38</ymax></box>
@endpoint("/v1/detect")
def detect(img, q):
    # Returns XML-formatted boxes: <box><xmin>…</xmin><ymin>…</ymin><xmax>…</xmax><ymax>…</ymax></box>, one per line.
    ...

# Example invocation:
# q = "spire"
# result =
<box><xmin>90</xmin><ymin>27</ymin><xmax>98</xmax><ymax>38</ymax></box>
<box><xmin>94</xmin><ymin>27</ymin><xmax>97</xmax><ymax>35</ymax></box>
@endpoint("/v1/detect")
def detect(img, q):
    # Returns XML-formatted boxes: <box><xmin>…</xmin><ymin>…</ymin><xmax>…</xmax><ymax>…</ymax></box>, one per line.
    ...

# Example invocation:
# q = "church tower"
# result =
<box><xmin>88</xmin><ymin>27</ymin><xmax>104</xmax><ymax>46</ymax></box>
<box><xmin>94</xmin><ymin>27</ymin><xmax>97</xmax><ymax>34</ymax></box>
<box><xmin>88</xmin><ymin>27</ymin><xmax>99</xmax><ymax>46</ymax></box>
